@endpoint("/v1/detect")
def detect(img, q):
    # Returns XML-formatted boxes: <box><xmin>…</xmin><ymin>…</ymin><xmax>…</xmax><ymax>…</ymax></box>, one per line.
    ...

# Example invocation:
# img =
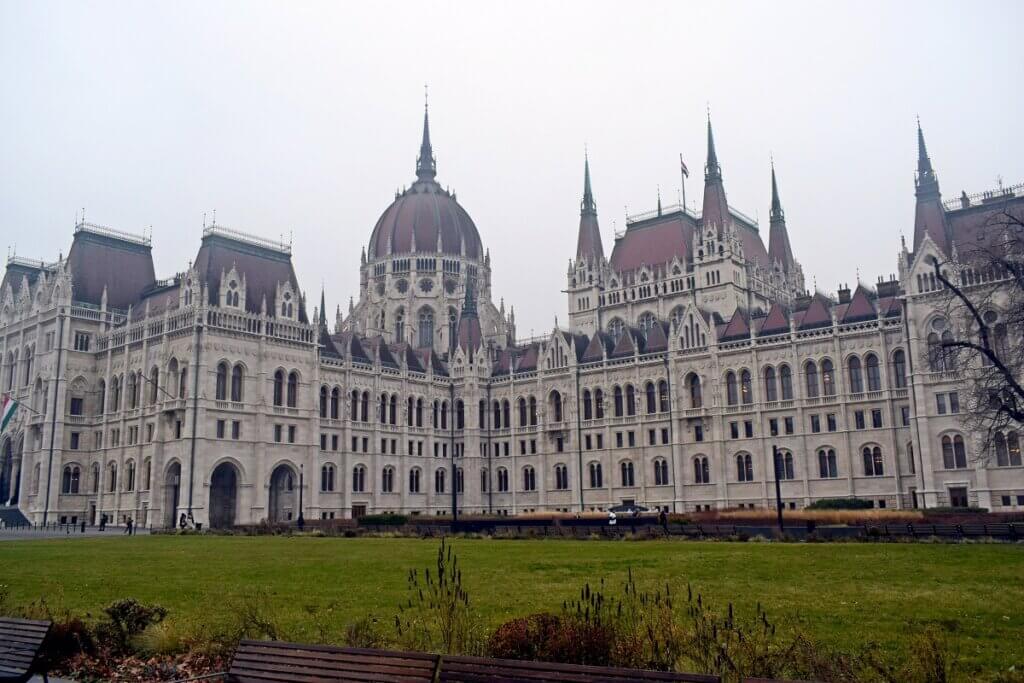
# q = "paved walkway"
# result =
<box><xmin>0</xmin><ymin>526</ymin><xmax>151</xmax><ymax>541</ymax></box>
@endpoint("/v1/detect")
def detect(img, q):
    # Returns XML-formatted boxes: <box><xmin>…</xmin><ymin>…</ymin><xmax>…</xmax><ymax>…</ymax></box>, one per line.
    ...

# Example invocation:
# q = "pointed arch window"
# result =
<box><xmin>818</xmin><ymin>449</ymin><xmax>838</xmax><ymax>478</ymax></box>
<box><xmin>865</xmin><ymin>354</ymin><xmax>881</xmax><ymax>392</ymax></box>
<box><xmin>614</xmin><ymin>386</ymin><xmax>624</xmax><ymax>417</ymax></box>
<box><xmin>582</xmin><ymin>391</ymin><xmax>592</xmax><ymax>421</ymax></box>
<box><xmin>764</xmin><ymin>366</ymin><xmax>778</xmax><ymax>402</ymax></box>
<box><xmin>286</xmin><ymin>371</ymin><xmax>298</xmax><ymax>407</ymax></box>
<box><xmin>862</xmin><ymin>446</ymin><xmax>884</xmax><ymax>476</ymax></box>
<box><xmin>418</xmin><ymin>308</ymin><xmax>434</xmax><ymax>348</ymax></box>
<box><xmin>688</xmin><ymin>373</ymin><xmax>702</xmax><ymax>408</ymax></box>
<box><xmin>231</xmin><ymin>365</ymin><xmax>243</xmax><ymax>402</ymax></box>
<box><xmin>625</xmin><ymin>385</ymin><xmax>635</xmax><ymax>416</ymax></box>
<box><xmin>740</xmin><ymin>370</ymin><xmax>752</xmax><ymax>405</ymax></box>
<box><xmin>804</xmin><ymin>361</ymin><xmax>819</xmax><ymax>398</ymax></box>
<box><xmin>654</xmin><ymin>458</ymin><xmax>669</xmax><ymax>485</ymax></box>
<box><xmin>658</xmin><ymin>380</ymin><xmax>669</xmax><ymax>412</ymax></box>
<box><xmin>320</xmin><ymin>386</ymin><xmax>329</xmax><ymax>418</ymax></box>
<box><xmin>892</xmin><ymin>350</ymin><xmax>907</xmax><ymax>388</ymax></box>
<box><xmin>736</xmin><ymin>454</ymin><xmax>753</xmax><ymax>482</ymax></box>
<box><xmin>645</xmin><ymin>382</ymin><xmax>656</xmax><ymax>414</ymax></box>
<box><xmin>522</xmin><ymin>466</ymin><xmax>536</xmax><ymax>491</ymax></box>
<box><xmin>273</xmin><ymin>370</ymin><xmax>284</xmax><ymax>406</ymax></box>
<box><xmin>848</xmin><ymin>356</ymin><xmax>863</xmax><ymax>393</ymax></box>
<box><xmin>216</xmin><ymin>364</ymin><xmax>228</xmax><ymax>401</ymax></box>
<box><xmin>588</xmin><ymin>462</ymin><xmax>603</xmax><ymax>488</ymax></box>
<box><xmin>693</xmin><ymin>456</ymin><xmax>710</xmax><ymax>484</ymax></box>
<box><xmin>821</xmin><ymin>359</ymin><xmax>835</xmax><ymax>396</ymax></box>
<box><xmin>779</xmin><ymin>365</ymin><xmax>793</xmax><ymax>400</ymax></box>
<box><xmin>593</xmin><ymin>390</ymin><xmax>603</xmax><ymax>419</ymax></box>
<box><xmin>725</xmin><ymin>371</ymin><xmax>738</xmax><ymax>406</ymax></box>
<box><xmin>382</xmin><ymin>466</ymin><xmax>395</xmax><ymax>493</ymax></box>
<box><xmin>620</xmin><ymin>460</ymin><xmax>635</xmax><ymax>487</ymax></box>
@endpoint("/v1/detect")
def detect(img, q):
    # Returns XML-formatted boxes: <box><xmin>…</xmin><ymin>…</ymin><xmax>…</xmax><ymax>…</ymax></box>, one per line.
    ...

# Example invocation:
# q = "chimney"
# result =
<box><xmin>837</xmin><ymin>283</ymin><xmax>852</xmax><ymax>304</ymax></box>
<box><xmin>876</xmin><ymin>274</ymin><xmax>901</xmax><ymax>298</ymax></box>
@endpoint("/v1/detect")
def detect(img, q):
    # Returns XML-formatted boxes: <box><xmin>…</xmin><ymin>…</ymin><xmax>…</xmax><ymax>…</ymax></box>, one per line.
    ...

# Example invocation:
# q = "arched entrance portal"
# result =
<box><xmin>0</xmin><ymin>438</ymin><xmax>15</xmax><ymax>505</ymax></box>
<box><xmin>268</xmin><ymin>464</ymin><xmax>296</xmax><ymax>523</ymax></box>
<box><xmin>208</xmin><ymin>462</ymin><xmax>239</xmax><ymax>529</ymax></box>
<box><xmin>163</xmin><ymin>462</ymin><xmax>181</xmax><ymax>528</ymax></box>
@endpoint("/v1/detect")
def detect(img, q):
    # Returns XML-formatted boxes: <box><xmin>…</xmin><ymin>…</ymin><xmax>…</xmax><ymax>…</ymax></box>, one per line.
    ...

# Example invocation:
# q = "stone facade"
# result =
<box><xmin>1</xmin><ymin>115</ymin><xmax>1022</xmax><ymax>528</ymax></box>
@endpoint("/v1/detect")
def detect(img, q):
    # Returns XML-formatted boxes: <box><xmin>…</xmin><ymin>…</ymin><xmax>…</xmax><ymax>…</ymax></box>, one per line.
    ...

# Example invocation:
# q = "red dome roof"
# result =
<box><xmin>367</xmin><ymin>180</ymin><xmax>483</xmax><ymax>260</ymax></box>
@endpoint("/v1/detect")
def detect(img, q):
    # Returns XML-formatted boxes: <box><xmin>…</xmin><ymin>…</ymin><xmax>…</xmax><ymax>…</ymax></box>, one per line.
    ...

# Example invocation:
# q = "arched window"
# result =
<box><xmin>61</xmin><ymin>465</ymin><xmax>80</xmax><ymax>494</ymax></box>
<box><xmin>480</xmin><ymin>468</ymin><xmax>489</xmax><ymax>493</ymax></box>
<box><xmin>519</xmin><ymin>397</ymin><xmax>529</xmax><ymax>426</ymax></box>
<box><xmin>645</xmin><ymin>382</ymin><xmax>656</xmax><ymax>414</ymax></box>
<box><xmin>273</xmin><ymin>370</ymin><xmax>284</xmax><ymax>406</ymax></box>
<box><xmin>382</xmin><ymin>466</ymin><xmax>395</xmax><ymax>493</ymax></box>
<box><xmin>736</xmin><ymin>453</ymin><xmax>754</xmax><ymax>482</ymax></box>
<box><xmin>941</xmin><ymin>435</ymin><xmax>968</xmax><ymax>469</ymax></box>
<box><xmin>409</xmin><ymin>467</ymin><xmax>421</xmax><ymax>493</ymax></box>
<box><xmin>441</xmin><ymin>401</ymin><xmax>449</xmax><ymax>430</ymax></box>
<box><xmin>361</xmin><ymin>391</ymin><xmax>369</xmax><ymax>422</ymax></box>
<box><xmin>497</xmin><ymin>467</ymin><xmax>509</xmax><ymax>492</ymax></box>
<box><xmin>91</xmin><ymin>463</ymin><xmax>100</xmax><ymax>493</ymax></box>
<box><xmin>818</xmin><ymin>449</ymin><xmax>838</xmax><ymax>478</ymax></box>
<box><xmin>456</xmin><ymin>467</ymin><xmax>464</xmax><ymax>493</ymax></box>
<box><xmin>688</xmin><ymin>373</ymin><xmax>702</xmax><ymax>408</ymax></box>
<box><xmin>286</xmin><ymin>371</ymin><xmax>298</xmax><ymax>407</ymax></box>
<box><xmin>693</xmin><ymin>456</ymin><xmax>710</xmax><ymax>484</ymax></box>
<box><xmin>658</xmin><ymin>380</ymin><xmax>669</xmax><ymax>412</ymax></box>
<box><xmin>995</xmin><ymin>431</ymin><xmax>1021</xmax><ymax>467</ymax></box>
<box><xmin>23</xmin><ymin>347</ymin><xmax>32</xmax><ymax>387</ymax></box>
<box><xmin>321</xmin><ymin>464</ymin><xmax>336</xmax><ymax>492</ymax></box>
<box><xmin>554</xmin><ymin>464</ymin><xmax>568</xmax><ymax>490</ymax></box>
<box><xmin>350</xmin><ymin>389</ymin><xmax>359</xmax><ymax>420</ymax></box>
<box><xmin>529</xmin><ymin>396</ymin><xmax>538</xmax><ymax>425</ymax></box>
<box><xmin>725</xmin><ymin>371</ymin><xmax>738</xmax><ymax>405</ymax></box>
<box><xmin>625</xmin><ymin>385</ymin><xmax>635</xmax><ymax>416</ymax></box>
<box><xmin>927</xmin><ymin>332</ymin><xmax>942</xmax><ymax>371</ymax></box>
<box><xmin>108</xmin><ymin>463</ymin><xmax>117</xmax><ymax>492</ymax></box>
<box><xmin>620</xmin><ymin>460</ymin><xmax>635</xmax><ymax>487</ymax></box>
<box><xmin>319</xmin><ymin>386</ymin><xmax>328</xmax><ymax>418</ymax></box>
<box><xmin>613</xmin><ymin>386</ymin><xmax>624</xmax><ymax>416</ymax></box>
<box><xmin>804</xmin><ymin>361</ymin><xmax>819</xmax><ymax>398</ymax></box>
<box><xmin>434</xmin><ymin>468</ymin><xmax>446</xmax><ymax>494</ymax></box>
<box><xmin>98</xmin><ymin>379</ymin><xmax>106</xmax><ymax>414</ymax></box>
<box><xmin>390</xmin><ymin>395</ymin><xmax>398</xmax><ymax>425</ymax></box>
<box><xmin>892</xmin><ymin>350</ymin><xmax>907</xmax><ymax>388</ymax></box>
<box><xmin>125</xmin><ymin>460</ymin><xmax>135</xmax><ymax>491</ymax></box>
<box><xmin>352</xmin><ymin>465</ymin><xmax>366</xmax><ymax>492</ymax></box>
<box><xmin>865</xmin><ymin>354</ymin><xmax>881</xmax><ymax>392</ymax></box>
<box><xmin>863</xmin><ymin>446</ymin><xmax>884</xmax><ymax>476</ymax></box>
<box><xmin>607</xmin><ymin>318</ymin><xmax>625</xmax><ymax>340</ymax></box>
<box><xmin>418</xmin><ymin>308</ymin><xmax>434</xmax><ymax>348</ymax></box>
<box><xmin>582</xmin><ymin>391</ymin><xmax>592</xmax><ymax>421</ymax></box>
<box><xmin>416</xmin><ymin>398</ymin><xmax>423</xmax><ymax>427</ymax></box>
<box><xmin>740</xmin><ymin>370</ymin><xmax>752</xmax><ymax>405</ymax></box>
<box><xmin>522</xmin><ymin>466</ymin><xmax>536</xmax><ymax>491</ymax></box>
<box><xmin>143</xmin><ymin>459</ymin><xmax>151</xmax><ymax>489</ymax></box>
<box><xmin>779</xmin><ymin>365</ymin><xmax>793</xmax><ymax>400</ymax></box>
<box><xmin>502</xmin><ymin>400</ymin><xmax>510</xmax><ymax>428</ymax></box>
<box><xmin>456</xmin><ymin>400</ymin><xmax>464</xmax><ymax>430</ymax></box>
<box><xmin>775</xmin><ymin>450</ymin><xmax>795</xmax><ymax>480</ymax></box>
<box><xmin>821</xmin><ymin>359</ymin><xmax>835</xmax><ymax>396</ymax></box>
<box><xmin>215</xmin><ymin>362</ymin><xmax>228</xmax><ymax>400</ymax></box>
<box><xmin>941</xmin><ymin>330</ymin><xmax>957</xmax><ymax>370</ymax></box>
<box><xmin>653</xmin><ymin>458</ymin><xmax>669</xmax><ymax>486</ymax></box>
<box><xmin>551</xmin><ymin>391</ymin><xmax>563</xmax><ymax>422</ymax></box>
<box><xmin>149</xmin><ymin>367</ymin><xmax>159</xmax><ymax>404</ymax></box>
<box><xmin>394</xmin><ymin>308</ymin><xmax>405</xmax><ymax>343</ymax></box>
<box><xmin>637</xmin><ymin>311</ymin><xmax>657</xmax><ymax>332</ymax></box>
<box><xmin>111</xmin><ymin>375</ymin><xmax>121</xmax><ymax>411</ymax></box>
<box><xmin>848</xmin><ymin>356</ymin><xmax>863</xmax><ymax>393</ymax></box>
<box><xmin>492</xmin><ymin>400</ymin><xmax>501</xmax><ymax>429</ymax></box>
<box><xmin>231</xmin><ymin>365</ymin><xmax>243</xmax><ymax>402</ymax></box>
<box><xmin>588</xmin><ymin>462</ymin><xmax>603</xmax><ymax>488</ymax></box>
<box><xmin>764</xmin><ymin>366</ymin><xmax>778</xmax><ymax>402</ymax></box>
<box><xmin>994</xmin><ymin>322</ymin><xmax>1010</xmax><ymax>362</ymax></box>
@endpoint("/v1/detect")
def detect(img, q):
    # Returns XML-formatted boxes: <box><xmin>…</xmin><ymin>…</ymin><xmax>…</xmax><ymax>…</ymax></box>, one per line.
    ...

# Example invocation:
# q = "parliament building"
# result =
<box><xmin>1</xmin><ymin>108</ymin><xmax>1022</xmax><ymax>528</ymax></box>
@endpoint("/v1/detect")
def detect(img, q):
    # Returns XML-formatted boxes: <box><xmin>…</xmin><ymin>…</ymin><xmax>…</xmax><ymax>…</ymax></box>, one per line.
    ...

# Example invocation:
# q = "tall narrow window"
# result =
<box><xmin>215</xmin><ymin>362</ymin><xmax>228</xmax><ymax>401</ymax></box>
<box><xmin>726</xmin><ymin>372</ymin><xmax>738</xmax><ymax>405</ymax></box>
<box><xmin>848</xmin><ymin>356</ymin><xmax>863</xmax><ymax>393</ymax></box>
<box><xmin>764</xmin><ymin>367</ymin><xmax>778</xmax><ymax>402</ymax></box>
<box><xmin>688</xmin><ymin>373</ymin><xmax>702</xmax><ymax>408</ymax></box>
<box><xmin>273</xmin><ymin>370</ymin><xmax>284</xmax><ymax>406</ymax></box>
<box><xmin>231</xmin><ymin>365</ymin><xmax>243</xmax><ymax>402</ymax></box>
<box><xmin>740</xmin><ymin>370</ymin><xmax>752</xmax><ymax>405</ymax></box>
<box><xmin>892</xmin><ymin>350</ymin><xmax>907</xmax><ymax>388</ymax></box>
<box><xmin>805</xmin><ymin>361</ymin><xmax>819</xmax><ymax>398</ymax></box>
<box><xmin>779</xmin><ymin>365</ymin><xmax>793</xmax><ymax>400</ymax></box>
<box><xmin>865</xmin><ymin>354</ymin><xmax>881</xmax><ymax>392</ymax></box>
<box><xmin>286</xmin><ymin>372</ymin><xmax>298</xmax><ymax>408</ymax></box>
<box><xmin>821</xmin><ymin>359</ymin><xmax>835</xmax><ymax>396</ymax></box>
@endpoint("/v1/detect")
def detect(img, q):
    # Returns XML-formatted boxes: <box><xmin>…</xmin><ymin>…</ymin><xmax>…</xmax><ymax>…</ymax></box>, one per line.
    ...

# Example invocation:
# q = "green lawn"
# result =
<box><xmin>2</xmin><ymin>536</ymin><xmax>1022</xmax><ymax>675</ymax></box>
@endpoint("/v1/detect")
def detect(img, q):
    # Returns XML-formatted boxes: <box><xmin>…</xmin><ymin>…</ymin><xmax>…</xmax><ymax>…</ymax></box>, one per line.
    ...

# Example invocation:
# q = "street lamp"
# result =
<box><xmin>297</xmin><ymin>463</ymin><xmax>304</xmax><ymax>529</ymax></box>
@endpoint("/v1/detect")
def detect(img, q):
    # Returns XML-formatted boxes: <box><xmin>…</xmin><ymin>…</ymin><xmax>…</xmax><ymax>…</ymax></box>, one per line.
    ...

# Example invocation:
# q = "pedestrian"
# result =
<box><xmin>608</xmin><ymin>510</ymin><xmax>617</xmax><ymax>527</ymax></box>
<box><xmin>99</xmin><ymin>514</ymin><xmax>106</xmax><ymax>532</ymax></box>
<box><xmin>80</xmin><ymin>519</ymin><xmax>86</xmax><ymax>534</ymax></box>
<box><xmin>179</xmin><ymin>512</ymin><xmax>187</xmax><ymax>530</ymax></box>
<box><xmin>659</xmin><ymin>509</ymin><xmax>669</xmax><ymax>534</ymax></box>
<box><xmin>297</xmin><ymin>513</ymin><xmax>305</xmax><ymax>531</ymax></box>
<box><xmin>124</xmin><ymin>517</ymin><xmax>131</xmax><ymax>535</ymax></box>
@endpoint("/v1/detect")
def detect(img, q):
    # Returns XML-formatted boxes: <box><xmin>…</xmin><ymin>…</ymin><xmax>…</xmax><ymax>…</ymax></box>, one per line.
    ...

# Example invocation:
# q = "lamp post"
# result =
<box><xmin>772</xmin><ymin>445</ymin><xmax>784</xmax><ymax>533</ymax></box>
<box><xmin>297</xmin><ymin>463</ymin><xmax>304</xmax><ymax>529</ymax></box>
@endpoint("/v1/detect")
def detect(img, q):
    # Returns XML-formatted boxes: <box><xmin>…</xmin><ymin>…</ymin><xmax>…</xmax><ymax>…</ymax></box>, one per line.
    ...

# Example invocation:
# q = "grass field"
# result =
<box><xmin>1</xmin><ymin>536</ymin><xmax>1022</xmax><ymax>676</ymax></box>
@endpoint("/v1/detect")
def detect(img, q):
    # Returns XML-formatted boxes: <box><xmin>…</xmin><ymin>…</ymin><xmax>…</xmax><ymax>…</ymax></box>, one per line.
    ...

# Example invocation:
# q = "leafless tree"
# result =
<box><xmin>931</xmin><ymin>206</ymin><xmax>1024</xmax><ymax>462</ymax></box>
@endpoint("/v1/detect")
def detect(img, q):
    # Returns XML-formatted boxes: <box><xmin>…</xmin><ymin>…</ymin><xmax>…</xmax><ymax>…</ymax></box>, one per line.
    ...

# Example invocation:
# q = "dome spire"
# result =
<box><xmin>416</xmin><ymin>88</ymin><xmax>436</xmax><ymax>181</ymax></box>
<box><xmin>581</xmin><ymin>149</ymin><xmax>596</xmax><ymax>216</ymax></box>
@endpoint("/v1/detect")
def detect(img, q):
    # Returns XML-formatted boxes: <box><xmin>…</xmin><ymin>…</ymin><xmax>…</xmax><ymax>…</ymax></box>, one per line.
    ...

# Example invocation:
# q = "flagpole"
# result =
<box><xmin>679</xmin><ymin>154</ymin><xmax>687</xmax><ymax>212</ymax></box>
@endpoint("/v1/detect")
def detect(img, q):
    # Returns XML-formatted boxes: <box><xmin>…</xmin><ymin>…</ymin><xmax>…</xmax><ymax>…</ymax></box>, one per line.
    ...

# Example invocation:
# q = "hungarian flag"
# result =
<box><xmin>679</xmin><ymin>154</ymin><xmax>689</xmax><ymax>178</ymax></box>
<box><xmin>1</xmin><ymin>394</ymin><xmax>17</xmax><ymax>434</ymax></box>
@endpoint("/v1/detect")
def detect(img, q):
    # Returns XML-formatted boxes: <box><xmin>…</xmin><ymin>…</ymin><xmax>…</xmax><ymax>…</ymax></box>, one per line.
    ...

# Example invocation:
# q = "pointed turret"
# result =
<box><xmin>767</xmin><ymin>163</ymin><xmax>795</xmax><ymax>272</ymax></box>
<box><xmin>415</xmin><ymin>102</ymin><xmax>437</xmax><ymax>181</ymax></box>
<box><xmin>456</xmin><ymin>277</ymin><xmax>482</xmax><ymax>359</ymax></box>
<box><xmin>701</xmin><ymin>116</ymin><xmax>730</xmax><ymax>234</ymax></box>
<box><xmin>912</xmin><ymin>121</ymin><xmax>951</xmax><ymax>253</ymax></box>
<box><xmin>575</xmin><ymin>153</ymin><xmax>605</xmax><ymax>262</ymax></box>
<box><xmin>318</xmin><ymin>287</ymin><xmax>327</xmax><ymax>329</ymax></box>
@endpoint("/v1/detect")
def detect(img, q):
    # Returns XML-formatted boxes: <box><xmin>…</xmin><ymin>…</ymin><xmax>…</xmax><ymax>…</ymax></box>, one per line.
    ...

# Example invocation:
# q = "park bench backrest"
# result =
<box><xmin>228</xmin><ymin>641</ymin><xmax>725</xmax><ymax>682</ymax></box>
<box><xmin>0</xmin><ymin>617</ymin><xmax>51</xmax><ymax>683</ymax></box>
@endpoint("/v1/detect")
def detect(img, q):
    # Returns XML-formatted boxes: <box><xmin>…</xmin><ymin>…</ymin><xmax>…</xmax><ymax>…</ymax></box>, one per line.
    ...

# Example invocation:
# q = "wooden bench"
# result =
<box><xmin>227</xmin><ymin>640</ymin><xmax>724</xmax><ymax>683</ymax></box>
<box><xmin>0</xmin><ymin>617</ymin><xmax>51</xmax><ymax>683</ymax></box>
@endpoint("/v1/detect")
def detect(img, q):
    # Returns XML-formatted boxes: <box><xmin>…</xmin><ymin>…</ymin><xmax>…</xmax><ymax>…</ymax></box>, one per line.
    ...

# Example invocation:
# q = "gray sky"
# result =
<box><xmin>2</xmin><ymin>1</ymin><xmax>1021</xmax><ymax>336</ymax></box>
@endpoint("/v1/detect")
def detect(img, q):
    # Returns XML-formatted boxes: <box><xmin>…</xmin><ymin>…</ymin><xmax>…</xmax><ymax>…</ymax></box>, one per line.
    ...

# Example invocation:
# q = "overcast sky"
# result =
<box><xmin>2</xmin><ymin>1</ymin><xmax>1021</xmax><ymax>336</ymax></box>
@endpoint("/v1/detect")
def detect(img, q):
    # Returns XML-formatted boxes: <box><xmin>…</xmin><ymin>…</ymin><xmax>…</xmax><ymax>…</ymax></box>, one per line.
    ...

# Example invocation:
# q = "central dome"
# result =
<box><xmin>366</xmin><ymin>108</ymin><xmax>484</xmax><ymax>260</ymax></box>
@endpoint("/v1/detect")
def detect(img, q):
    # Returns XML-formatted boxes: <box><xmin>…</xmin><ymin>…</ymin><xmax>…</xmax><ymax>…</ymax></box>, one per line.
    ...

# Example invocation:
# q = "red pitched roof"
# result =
<box><xmin>841</xmin><ymin>286</ymin><xmax>877</xmax><ymax>323</ymax></box>
<box><xmin>798</xmin><ymin>294</ymin><xmax>833</xmax><ymax>330</ymax></box>
<box><xmin>759</xmin><ymin>302</ymin><xmax>791</xmax><ymax>336</ymax></box>
<box><xmin>719</xmin><ymin>308</ymin><xmax>751</xmax><ymax>341</ymax></box>
<box><xmin>609</xmin><ymin>214</ymin><xmax>694</xmax><ymax>272</ymax></box>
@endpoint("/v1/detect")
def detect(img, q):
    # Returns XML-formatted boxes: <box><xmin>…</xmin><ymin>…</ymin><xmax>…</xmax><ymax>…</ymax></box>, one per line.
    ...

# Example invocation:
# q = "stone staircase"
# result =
<box><xmin>0</xmin><ymin>505</ymin><xmax>30</xmax><ymax>527</ymax></box>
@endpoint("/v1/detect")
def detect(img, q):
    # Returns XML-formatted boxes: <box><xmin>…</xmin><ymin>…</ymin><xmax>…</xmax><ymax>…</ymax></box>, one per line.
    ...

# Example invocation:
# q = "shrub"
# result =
<box><xmin>807</xmin><ymin>497</ymin><xmax>875</xmax><ymax>510</ymax></box>
<box><xmin>94</xmin><ymin>599</ymin><xmax>168</xmax><ymax>655</ymax></box>
<box><xmin>923</xmin><ymin>506</ymin><xmax>990</xmax><ymax>514</ymax></box>
<box><xmin>359</xmin><ymin>514</ymin><xmax>408</xmax><ymax>526</ymax></box>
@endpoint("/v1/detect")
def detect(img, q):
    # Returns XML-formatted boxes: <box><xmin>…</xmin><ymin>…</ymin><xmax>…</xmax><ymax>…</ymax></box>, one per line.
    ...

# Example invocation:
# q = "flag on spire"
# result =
<box><xmin>1</xmin><ymin>394</ymin><xmax>17</xmax><ymax>434</ymax></box>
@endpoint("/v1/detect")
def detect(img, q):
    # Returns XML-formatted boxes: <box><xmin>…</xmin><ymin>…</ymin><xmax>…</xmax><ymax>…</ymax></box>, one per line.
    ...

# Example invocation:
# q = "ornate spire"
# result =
<box><xmin>768</xmin><ymin>162</ymin><xmax>794</xmax><ymax>273</ymax></box>
<box><xmin>770</xmin><ymin>161</ymin><xmax>784</xmax><ymax>222</ymax></box>
<box><xmin>912</xmin><ymin>120</ymin><xmax>950</xmax><ymax>253</ymax></box>
<box><xmin>318</xmin><ymin>286</ymin><xmax>327</xmax><ymax>328</ymax></box>
<box><xmin>575</xmin><ymin>152</ymin><xmax>605</xmax><ymax>262</ymax></box>
<box><xmin>705</xmin><ymin>115</ymin><xmax>721</xmax><ymax>181</ymax></box>
<box><xmin>917</xmin><ymin>118</ymin><xmax>934</xmax><ymax>178</ymax></box>
<box><xmin>581</xmin><ymin>152</ymin><xmax>596</xmax><ymax>216</ymax></box>
<box><xmin>416</xmin><ymin>97</ymin><xmax>436</xmax><ymax>181</ymax></box>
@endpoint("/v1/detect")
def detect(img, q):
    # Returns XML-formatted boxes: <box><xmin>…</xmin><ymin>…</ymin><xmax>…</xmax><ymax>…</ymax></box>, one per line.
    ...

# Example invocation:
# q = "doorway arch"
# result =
<box><xmin>268</xmin><ymin>463</ymin><xmax>297</xmax><ymax>523</ymax></box>
<box><xmin>209</xmin><ymin>462</ymin><xmax>239</xmax><ymax>528</ymax></box>
<box><xmin>163</xmin><ymin>461</ymin><xmax>182</xmax><ymax>528</ymax></box>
